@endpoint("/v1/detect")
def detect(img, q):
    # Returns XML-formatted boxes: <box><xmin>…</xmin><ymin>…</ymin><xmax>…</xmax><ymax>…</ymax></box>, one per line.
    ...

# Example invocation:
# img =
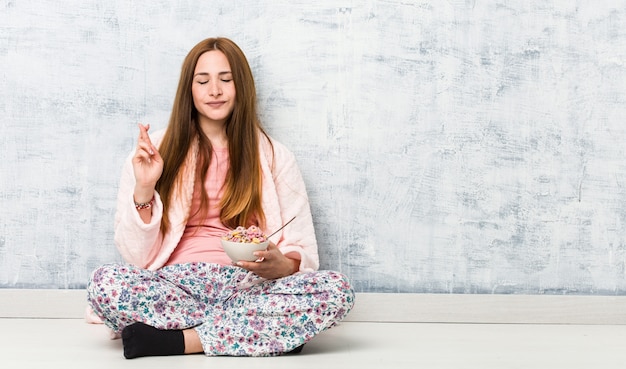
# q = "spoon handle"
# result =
<box><xmin>267</xmin><ymin>216</ymin><xmax>296</xmax><ymax>239</ymax></box>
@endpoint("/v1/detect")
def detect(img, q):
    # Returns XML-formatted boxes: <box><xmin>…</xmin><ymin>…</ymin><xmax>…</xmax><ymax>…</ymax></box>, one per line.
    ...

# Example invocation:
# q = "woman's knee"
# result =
<box><xmin>320</xmin><ymin>271</ymin><xmax>356</xmax><ymax>316</ymax></box>
<box><xmin>87</xmin><ymin>263</ymin><xmax>132</xmax><ymax>296</ymax></box>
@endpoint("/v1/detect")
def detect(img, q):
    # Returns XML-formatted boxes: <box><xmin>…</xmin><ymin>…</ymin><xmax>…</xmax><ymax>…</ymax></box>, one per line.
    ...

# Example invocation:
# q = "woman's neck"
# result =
<box><xmin>199</xmin><ymin>120</ymin><xmax>228</xmax><ymax>149</ymax></box>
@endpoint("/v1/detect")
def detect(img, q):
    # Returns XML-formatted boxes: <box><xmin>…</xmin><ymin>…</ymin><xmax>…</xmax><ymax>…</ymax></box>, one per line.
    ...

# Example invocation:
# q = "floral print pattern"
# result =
<box><xmin>87</xmin><ymin>262</ymin><xmax>354</xmax><ymax>356</ymax></box>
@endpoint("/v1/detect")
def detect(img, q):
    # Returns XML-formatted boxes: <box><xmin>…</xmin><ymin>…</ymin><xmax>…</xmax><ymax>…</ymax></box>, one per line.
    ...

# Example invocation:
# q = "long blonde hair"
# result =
<box><xmin>156</xmin><ymin>37</ymin><xmax>272</xmax><ymax>234</ymax></box>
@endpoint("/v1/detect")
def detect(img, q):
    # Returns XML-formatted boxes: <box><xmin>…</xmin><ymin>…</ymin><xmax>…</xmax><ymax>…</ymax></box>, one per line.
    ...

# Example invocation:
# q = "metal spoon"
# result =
<box><xmin>267</xmin><ymin>216</ymin><xmax>296</xmax><ymax>239</ymax></box>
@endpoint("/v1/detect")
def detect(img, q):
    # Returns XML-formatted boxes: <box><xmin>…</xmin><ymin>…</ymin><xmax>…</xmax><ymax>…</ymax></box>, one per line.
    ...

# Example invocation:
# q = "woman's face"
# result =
<box><xmin>192</xmin><ymin>50</ymin><xmax>236</xmax><ymax>127</ymax></box>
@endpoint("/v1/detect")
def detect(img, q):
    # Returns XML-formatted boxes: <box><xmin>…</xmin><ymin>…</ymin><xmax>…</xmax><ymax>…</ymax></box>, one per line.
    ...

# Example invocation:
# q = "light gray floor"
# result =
<box><xmin>3</xmin><ymin>318</ymin><xmax>626</xmax><ymax>369</ymax></box>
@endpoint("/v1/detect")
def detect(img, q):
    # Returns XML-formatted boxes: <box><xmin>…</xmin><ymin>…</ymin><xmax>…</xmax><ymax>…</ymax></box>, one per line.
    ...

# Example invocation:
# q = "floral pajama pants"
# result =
<box><xmin>87</xmin><ymin>262</ymin><xmax>355</xmax><ymax>356</ymax></box>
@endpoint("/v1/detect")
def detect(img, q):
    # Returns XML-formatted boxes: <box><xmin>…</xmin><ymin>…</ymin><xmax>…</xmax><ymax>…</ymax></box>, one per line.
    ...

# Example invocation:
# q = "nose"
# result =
<box><xmin>208</xmin><ymin>80</ymin><xmax>222</xmax><ymax>97</ymax></box>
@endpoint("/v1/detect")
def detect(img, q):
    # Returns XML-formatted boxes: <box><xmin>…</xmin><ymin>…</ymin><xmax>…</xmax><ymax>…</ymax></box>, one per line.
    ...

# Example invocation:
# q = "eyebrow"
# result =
<box><xmin>193</xmin><ymin>71</ymin><xmax>232</xmax><ymax>78</ymax></box>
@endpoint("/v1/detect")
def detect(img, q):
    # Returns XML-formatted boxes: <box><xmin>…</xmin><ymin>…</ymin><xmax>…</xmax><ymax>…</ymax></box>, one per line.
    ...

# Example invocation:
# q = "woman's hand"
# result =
<box><xmin>132</xmin><ymin>123</ymin><xmax>163</xmax><ymax>202</ymax></box>
<box><xmin>236</xmin><ymin>243</ymin><xmax>300</xmax><ymax>279</ymax></box>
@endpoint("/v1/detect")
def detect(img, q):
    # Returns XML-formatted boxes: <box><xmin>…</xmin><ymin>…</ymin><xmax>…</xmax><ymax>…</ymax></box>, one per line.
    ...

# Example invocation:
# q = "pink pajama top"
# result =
<box><xmin>165</xmin><ymin>147</ymin><xmax>232</xmax><ymax>266</ymax></box>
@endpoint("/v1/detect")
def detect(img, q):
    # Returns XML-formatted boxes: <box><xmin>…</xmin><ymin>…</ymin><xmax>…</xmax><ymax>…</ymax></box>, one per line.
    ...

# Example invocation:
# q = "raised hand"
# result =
<box><xmin>132</xmin><ymin>123</ymin><xmax>163</xmax><ymax>203</ymax></box>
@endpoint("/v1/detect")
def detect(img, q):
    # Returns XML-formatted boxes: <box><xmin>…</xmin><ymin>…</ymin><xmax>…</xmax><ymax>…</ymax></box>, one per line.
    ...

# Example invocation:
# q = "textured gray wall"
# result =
<box><xmin>1</xmin><ymin>1</ymin><xmax>626</xmax><ymax>293</ymax></box>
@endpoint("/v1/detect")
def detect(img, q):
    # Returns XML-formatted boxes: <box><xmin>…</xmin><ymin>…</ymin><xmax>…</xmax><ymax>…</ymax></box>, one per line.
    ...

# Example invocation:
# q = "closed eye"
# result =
<box><xmin>196</xmin><ymin>79</ymin><xmax>231</xmax><ymax>84</ymax></box>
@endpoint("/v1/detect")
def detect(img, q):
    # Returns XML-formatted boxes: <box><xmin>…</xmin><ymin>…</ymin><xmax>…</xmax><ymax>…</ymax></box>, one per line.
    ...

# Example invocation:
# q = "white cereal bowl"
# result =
<box><xmin>220</xmin><ymin>239</ymin><xmax>269</xmax><ymax>262</ymax></box>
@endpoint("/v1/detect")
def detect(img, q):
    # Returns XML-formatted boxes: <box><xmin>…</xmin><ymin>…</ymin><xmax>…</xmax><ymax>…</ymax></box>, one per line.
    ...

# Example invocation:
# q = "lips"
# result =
<box><xmin>206</xmin><ymin>101</ymin><xmax>226</xmax><ymax>108</ymax></box>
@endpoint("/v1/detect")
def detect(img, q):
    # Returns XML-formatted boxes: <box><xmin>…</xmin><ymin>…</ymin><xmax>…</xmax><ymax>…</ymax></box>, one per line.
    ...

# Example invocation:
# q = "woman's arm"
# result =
<box><xmin>237</xmin><ymin>137</ymin><xmax>319</xmax><ymax>277</ymax></box>
<box><xmin>113</xmin><ymin>151</ymin><xmax>164</xmax><ymax>267</ymax></box>
<box><xmin>272</xmin><ymin>141</ymin><xmax>319</xmax><ymax>271</ymax></box>
<box><xmin>113</xmin><ymin>125</ymin><xmax>164</xmax><ymax>268</ymax></box>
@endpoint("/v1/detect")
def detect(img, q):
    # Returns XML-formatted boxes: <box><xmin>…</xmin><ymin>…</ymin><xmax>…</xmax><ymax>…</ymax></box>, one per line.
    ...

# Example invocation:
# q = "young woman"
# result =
<box><xmin>87</xmin><ymin>37</ymin><xmax>354</xmax><ymax>359</ymax></box>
